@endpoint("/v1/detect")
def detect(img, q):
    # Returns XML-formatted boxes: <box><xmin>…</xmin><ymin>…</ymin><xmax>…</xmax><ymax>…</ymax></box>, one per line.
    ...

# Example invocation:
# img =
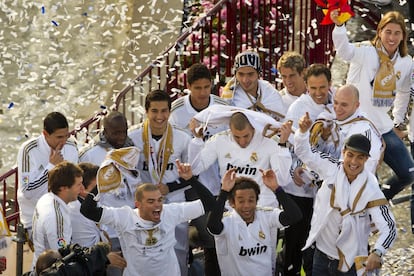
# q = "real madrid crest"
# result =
<box><xmin>145</xmin><ymin>229</ymin><xmax>158</xmax><ymax>246</ymax></box>
<box><xmin>258</xmin><ymin>230</ymin><xmax>265</xmax><ymax>239</ymax></box>
<box><xmin>250</xmin><ymin>152</ymin><xmax>258</xmax><ymax>162</ymax></box>
<box><xmin>225</xmin><ymin>153</ymin><xmax>231</xmax><ymax>159</ymax></box>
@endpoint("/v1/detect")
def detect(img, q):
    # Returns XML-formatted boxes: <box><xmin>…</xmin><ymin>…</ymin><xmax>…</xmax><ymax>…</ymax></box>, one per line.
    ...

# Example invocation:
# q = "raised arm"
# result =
<box><xmin>294</xmin><ymin>113</ymin><xmax>340</xmax><ymax>179</ymax></box>
<box><xmin>80</xmin><ymin>187</ymin><xmax>103</xmax><ymax>222</ymax></box>
<box><xmin>189</xmin><ymin>135</ymin><xmax>219</xmax><ymax>175</ymax></box>
<box><xmin>260</xmin><ymin>169</ymin><xmax>302</xmax><ymax>226</ymax></box>
<box><xmin>175</xmin><ymin>160</ymin><xmax>216</xmax><ymax>212</ymax></box>
<box><xmin>207</xmin><ymin>168</ymin><xmax>236</xmax><ymax>235</ymax></box>
<box><xmin>330</xmin><ymin>9</ymin><xmax>356</xmax><ymax>61</ymax></box>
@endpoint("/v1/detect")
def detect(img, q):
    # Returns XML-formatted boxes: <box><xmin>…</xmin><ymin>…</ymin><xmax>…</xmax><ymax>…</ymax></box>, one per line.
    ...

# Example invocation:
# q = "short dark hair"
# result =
<box><xmin>135</xmin><ymin>183</ymin><xmax>160</xmax><ymax>202</ymax></box>
<box><xmin>230</xmin><ymin>112</ymin><xmax>253</xmax><ymax>131</ymax></box>
<box><xmin>78</xmin><ymin>162</ymin><xmax>99</xmax><ymax>189</ymax></box>
<box><xmin>103</xmin><ymin>111</ymin><xmax>127</xmax><ymax>130</ymax></box>
<box><xmin>304</xmin><ymin>63</ymin><xmax>331</xmax><ymax>83</ymax></box>
<box><xmin>145</xmin><ymin>90</ymin><xmax>171</xmax><ymax>111</ymax></box>
<box><xmin>186</xmin><ymin>63</ymin><xmax>212</xmax><ymax>85</ymax></box>
<box><xmin>43</xmin><ymin>112</ymin><xmax>69</xmax><ymax>134</ymax></box>
<box><xmin>228</xmin><ymin>177</ymin><xmax>261</xmax><ymax>202</ymax></box>
<box><xmin>48</xmin><ymin>162</ymin><xmax>83</xmax><ymax>194</ymax></box>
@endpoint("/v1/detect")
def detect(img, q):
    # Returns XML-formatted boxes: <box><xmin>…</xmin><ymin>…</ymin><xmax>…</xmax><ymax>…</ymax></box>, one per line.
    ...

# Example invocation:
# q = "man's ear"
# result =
<box><xmin>135</xmin><ymin>201</ymin><xmax>141</xmax><ymax>209</ymax></box>
<box><xmin>229</xmin><ymin>199</ymin><xmax>235</xmax><ymax>208</ymax></box>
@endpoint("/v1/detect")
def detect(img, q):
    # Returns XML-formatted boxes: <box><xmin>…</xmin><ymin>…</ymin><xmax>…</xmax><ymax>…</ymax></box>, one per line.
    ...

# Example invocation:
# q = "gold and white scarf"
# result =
<box><xmin>331</xmin><ymin>169</ymin><xmax>388</xmax><ymax>272</ymax></box>
<box><xmin>142</xmin><ymin>119</ymin><xmax>174</xmax><ymax>184</ymax></box>
<box><xmin>372</xmin><ymin>42</ymin><xmax>398</xmax><ymax>107</ymax></box>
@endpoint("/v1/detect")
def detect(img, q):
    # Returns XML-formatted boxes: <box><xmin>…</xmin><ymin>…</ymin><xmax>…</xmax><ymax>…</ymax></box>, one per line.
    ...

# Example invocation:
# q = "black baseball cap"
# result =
<box><xmin>344</xmin><ymin>134</ymin><xmax>371</xmax><ymax>156</ymax></box>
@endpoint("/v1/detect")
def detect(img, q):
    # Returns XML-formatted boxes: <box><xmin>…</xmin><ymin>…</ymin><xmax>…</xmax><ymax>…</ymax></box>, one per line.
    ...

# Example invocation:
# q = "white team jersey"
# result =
<box><xmin>129</xmin><ymin>126</ymin><xmax>191</xmax><ymax>203</ymax></box>
<box><xmin>99</xmin><ymin>200</ymin><xmax>205</xmax><ymax>276</ymax></box>
<box><xmin>279</xmin><ymin>87</ymin><xmax>300</xmax><ymax>109</ymax></box>
<box><xmin>32</xmin><ymin>192</ymin><xmax>72</xmax><ymax>268</ymax></box>
<box><xmin>333</xmin><ymin>25</ymin><xmax>412</xmax><ymax>134</ymax></box>
<box><xmin>282</xmin><ymin>93</ymin><xmax>332</xmax><ymax>198</ymax></box>
<box><xmin>190</xmin><ymin>130</ymin><xmax>292</xmax><ymax>207</ymax></box>
<box><xmin>214</xmin><ymin>207</ymin><xmax>283</xmax><ymax>276</ymax></box>
<box><xmin>169</xmin><ymin>94</ymin><xmax>228</xmax><ymax>136</ymax></box>
<box><xmin>286</xmin><ymin>93</ymin><xmax>331</xmax><ymax>129</ymax></box>
<box><xmin>169</xmin><ymin>94</ymin><xmax>228</xmax><ymax>195</ymax></box>
<box><xmin>319</xmin><ymin>109</ymin><xmax>383</xmax><ymax>173</ymax></box>
<box><xmin>79</xmin><ymin>143</ymin><xmax>111</xmax><ymax>165</ymax></box>
<box><xmin>79</xmin><ymin>133</ymin><xmax>141</xmax><ymax>238</ymax></box>
<box><xmin>68</xmin><ymin>199</ymin><xmax>106</xmax><ymax>247</ymax></box>
<box><xmin>17</xmin><ymin>134</ymin><xmax>78</xmax><ymax>228</ymax></box>
<box><xmin>229</xmin><ymin>79</ymin><xmax>286</xmax><ymax>122</ymax></box>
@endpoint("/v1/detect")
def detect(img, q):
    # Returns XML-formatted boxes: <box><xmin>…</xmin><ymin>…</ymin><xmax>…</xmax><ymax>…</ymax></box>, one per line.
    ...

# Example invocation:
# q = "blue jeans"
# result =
<box><xmin>382</xmin><ymin>130</ymin><xmax>414</xmax><ymax>198</ymax></box>
<box><xmin>381</xmin><ymin>130</ymin><xmax>414</xmax><ymax>232</ymax></box>
<box><xmin>312</xmin><ymin>247</ymin><xmax>356</xmax><ymax>276</ymax></box>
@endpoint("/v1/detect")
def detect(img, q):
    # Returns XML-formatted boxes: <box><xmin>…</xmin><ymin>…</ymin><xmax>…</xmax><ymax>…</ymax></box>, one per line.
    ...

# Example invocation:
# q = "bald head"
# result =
<box><xmin>333</xmin><ymin>84</ymin><xmax>360</xmax><ymax>121</ymax></box>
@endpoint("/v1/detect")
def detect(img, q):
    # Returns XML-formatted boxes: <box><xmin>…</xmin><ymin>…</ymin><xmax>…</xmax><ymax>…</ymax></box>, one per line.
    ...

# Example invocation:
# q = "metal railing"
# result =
<box><xmin>0</xmin><ymin>110</ymin><xmax>107</xmax><ymax>229</ymax></box>
<box><xmin>113</xmin><ymin>0</ymin><xmax>336</xmax><ymax>125</ymax></box>
<box><xmin>1</xmin><ymin>0</ymin><xmax>381</xmax><ymax>229</ymax></box>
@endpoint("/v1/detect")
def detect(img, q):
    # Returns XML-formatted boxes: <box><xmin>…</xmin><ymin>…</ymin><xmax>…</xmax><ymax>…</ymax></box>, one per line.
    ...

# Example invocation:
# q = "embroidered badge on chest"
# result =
<box><xmin>225</xmin><ymin>153</ymin><xmax>231</xmax><ymax>159</ymax></box>
<box><xmin>145</xmin><ymin>229</ymin><xmax>158</xmax><ymax>246</ymax></box>
<box><xmin>259</xmin><ymin>230</ymin><xmax>265</xmax><ymax>240</ymax></box>
<box><xmin>250</xmin><ymin>152</ymin><xmax>258</xmax><ymax>162</ymax></box>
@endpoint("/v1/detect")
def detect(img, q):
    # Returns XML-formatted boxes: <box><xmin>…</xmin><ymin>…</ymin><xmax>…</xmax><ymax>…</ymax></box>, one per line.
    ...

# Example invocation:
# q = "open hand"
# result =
<box><xmin>175</xmin><ymin>159</ymin><xmax>193</xmax><ymax>180</ymax></box>
<box><xmin>260</xmin><ymin>169</ymin><xmax>279</xmax><ymax>192</ymax></box>
<box><xmin>222</xmin><ymin>168</ymin><xmax>236</xmax><ymax>192</ymax></box>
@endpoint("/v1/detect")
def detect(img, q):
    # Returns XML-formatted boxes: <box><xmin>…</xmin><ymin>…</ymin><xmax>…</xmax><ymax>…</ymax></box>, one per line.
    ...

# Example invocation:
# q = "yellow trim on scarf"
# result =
<box><xmin>142</xmin><ymin>119</ymin><xmax>173</xmax><ymax>183</ymax></box>
<box><xmin>372</xmin><ymin>43</ymin><xmax>397</xmax><ymax>107</ymax></box>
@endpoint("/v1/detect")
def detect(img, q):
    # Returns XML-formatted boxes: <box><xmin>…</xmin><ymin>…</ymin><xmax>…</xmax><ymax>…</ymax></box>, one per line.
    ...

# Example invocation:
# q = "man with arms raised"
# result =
<box><xmin>81</xmin><ymin>160</ymin><xmax>215</xmax><ymax>276</ymax></box>
<box><xmin>207</xmin><ymin>168</ymin><xmax>302</xmax><ymax>275</ymax></box>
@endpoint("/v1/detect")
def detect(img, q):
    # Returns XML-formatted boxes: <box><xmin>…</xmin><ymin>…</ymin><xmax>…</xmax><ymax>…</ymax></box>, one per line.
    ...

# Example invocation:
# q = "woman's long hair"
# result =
<box><xmin>371</xmin><ymin>11</ymin><xmax>408</xmax><ymax>57</ymax></box>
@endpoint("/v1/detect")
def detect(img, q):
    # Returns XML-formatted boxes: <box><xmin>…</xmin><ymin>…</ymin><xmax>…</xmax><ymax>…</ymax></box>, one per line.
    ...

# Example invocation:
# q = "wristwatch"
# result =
<box><xmin>371</xmin><ymin>248</ymin><xmax>383</xmax><ymax>258</ymax></box>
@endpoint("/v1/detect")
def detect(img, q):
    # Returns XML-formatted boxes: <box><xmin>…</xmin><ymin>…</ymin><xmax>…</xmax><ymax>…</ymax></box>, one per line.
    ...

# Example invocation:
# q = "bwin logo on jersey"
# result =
<box><xmin>226</xmin><ymin>163</ymin><xmax>257</xmax><ymax>175</ymax></box>
<box><xmin>239</xmin><ymin>243</ymin><xmax>267</xmax><ymax>256</ymax></box>
<box><xmin>142</xmin><ymin>161</ymin><xmax>174</xmax><ymax>171</ymax></box>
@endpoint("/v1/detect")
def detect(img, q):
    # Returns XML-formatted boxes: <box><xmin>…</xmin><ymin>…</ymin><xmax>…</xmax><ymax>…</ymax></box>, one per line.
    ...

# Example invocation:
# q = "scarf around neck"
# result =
<box><xmin>330</xmin><ymin>168</ymin><xmax>388</xmax><ymax>272</ymax></box>
<box><xmin>372</xmin><ymin>42</ymin><xmax>398</xmax><ymax>107</ymax></box>
<box><xmin>142</xmin><ymin>119</ymin><xmax>174</xmax><ymax>184</ymax></box>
